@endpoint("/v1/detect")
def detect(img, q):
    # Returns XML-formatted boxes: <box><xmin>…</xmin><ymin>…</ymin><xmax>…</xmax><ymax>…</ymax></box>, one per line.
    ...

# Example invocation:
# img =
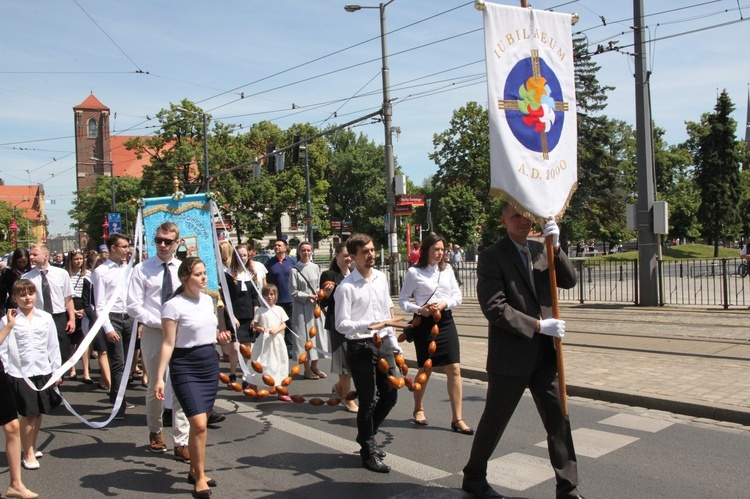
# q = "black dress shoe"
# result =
<box><xmin>207</xmin><ymin>410</ymin><xmax>226</xmax><ymax>425</ymax></box>
<box><xmin>191</xmin><ymin>489</ymin><xmax>211</xmax><ymax>499</ymax></box>
<box><xmin>362</xmin><ymin>455</ymin><xmax>391</xmax><ymax>473</ymax></box>
<box><xmin>376</xmin><ymin>448</ymin><xmax>386</xmax><ymax>459</ymax></box>
<box><xmin>188</xmin><ymin>474</ymin><xmax>217</xmax><ymax>487</ymax></box>
<box><xmin>461</xmin><ymin>480</ymin><xmax>505</xmax><ymax>499</ymax></box>
<box><xmin>559</xmin><ymin>495</ymin><xmax>585</xmax><ymax>499</ymax></box>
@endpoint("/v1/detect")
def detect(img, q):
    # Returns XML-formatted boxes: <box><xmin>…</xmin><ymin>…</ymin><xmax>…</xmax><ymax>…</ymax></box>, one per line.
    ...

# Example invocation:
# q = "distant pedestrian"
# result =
<box><xmin>0</xmin><ymin>249</ymin><xmax>31</xmax><ymax>317</ymax></box>
<box><xmin>246</xmin><ymin>284</ymin><xmax>290</xmax><ymax>401</ymax></box>
<box><xmin>265</xmin><ymin>239</ymin><xmax>297</xmax><ymax>358</ymax></box>
<box><xmin>65</xmin><ymin>249</ymin><xmax>91</xmax><ymax>383</ymax></box>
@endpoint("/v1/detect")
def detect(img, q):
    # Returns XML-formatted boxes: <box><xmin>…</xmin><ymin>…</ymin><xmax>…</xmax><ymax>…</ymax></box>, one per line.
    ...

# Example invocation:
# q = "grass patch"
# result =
<box><xmin>587</xmin><ymin>244</ymin><xmax>741</xmax><ymax>262</ymax></box>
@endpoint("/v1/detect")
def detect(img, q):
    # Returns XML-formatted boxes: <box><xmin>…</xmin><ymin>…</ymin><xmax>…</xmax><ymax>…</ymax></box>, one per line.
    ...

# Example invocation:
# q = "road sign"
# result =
<box><xmin>394</xmin><ymin>205</ymin><xmax>413</xmax><ymax>216</ymax></box>
<box><xmin>396</xmin><ymin>194</ymin><xmax>425</xmax><ymax>206</ymax></box>
<box><xmin>107</xmin><ymin>213</ymin><xmax>121</xmax><ymax>234</ymax></box>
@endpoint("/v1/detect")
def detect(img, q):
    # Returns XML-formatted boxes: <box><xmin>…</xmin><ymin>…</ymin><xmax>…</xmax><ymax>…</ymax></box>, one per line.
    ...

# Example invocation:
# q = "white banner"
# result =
<box><xmin>483</xmin><ymin>2</ymin><xmax>577</xmax><ymax>220</ymax></box>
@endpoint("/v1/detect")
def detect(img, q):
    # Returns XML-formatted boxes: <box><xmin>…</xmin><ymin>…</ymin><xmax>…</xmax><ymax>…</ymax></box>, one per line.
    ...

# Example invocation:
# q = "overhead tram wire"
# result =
<box><xmin>73</xmin><ymin>0</ymin><xmax>145</xmax><ymax>73</ymax></box>
<box><xmin>575</xmin><ymin>0</ymin><xmax>726</xmax><ymax>34</ymax></box>
<box><xmin>195</xmin><ymin>1</ymin><xmax>476</xmax><ymax>108</ymax></box>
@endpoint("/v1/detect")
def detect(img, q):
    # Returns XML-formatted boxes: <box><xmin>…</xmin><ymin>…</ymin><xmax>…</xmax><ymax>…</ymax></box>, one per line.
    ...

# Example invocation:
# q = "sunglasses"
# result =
<box><xmin>154</xmin><ymin>237</ymin><xmax>176</xmax><ymax>246</ymax></box>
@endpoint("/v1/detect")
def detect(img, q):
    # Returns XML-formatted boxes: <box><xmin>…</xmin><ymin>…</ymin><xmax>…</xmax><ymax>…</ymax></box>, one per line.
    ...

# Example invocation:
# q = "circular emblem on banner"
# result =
<box><xmin>503</xmin><ymin>56</ymin><xmax>565</xmax><ymax>153</ymax></box>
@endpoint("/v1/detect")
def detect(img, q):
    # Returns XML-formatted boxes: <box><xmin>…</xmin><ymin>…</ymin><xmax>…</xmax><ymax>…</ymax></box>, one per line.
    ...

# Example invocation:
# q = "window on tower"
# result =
<box><xmin>87</xmin><ymin>118</ymin><xmax>98</xmax><ymax>138</ymax></box>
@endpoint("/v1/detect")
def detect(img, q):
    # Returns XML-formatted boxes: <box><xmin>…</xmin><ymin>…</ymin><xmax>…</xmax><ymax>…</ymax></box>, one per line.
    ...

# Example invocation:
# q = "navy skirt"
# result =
<box><xmin>412</xmin><ymin>309</ymin><xmax>461</xmax><ymax>367</ymax></box>
<box><xmin>169</xmin><ymin>344</ymin><xmax>219</xmax><ymax>418</ymax></box>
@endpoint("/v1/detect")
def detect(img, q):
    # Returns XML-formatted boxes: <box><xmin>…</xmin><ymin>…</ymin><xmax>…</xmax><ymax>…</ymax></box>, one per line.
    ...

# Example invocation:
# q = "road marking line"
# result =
<box><xmin>599</xmin><ymin>413</ymin><xmax>674</xmax><ymax>433</ymax></box>
<box><xmin>214</xmin><ymin>399</ymin><xmax>452</xmax><ymax>481</ymax></box>
<box><xmin>486</xmin><ymin>452</ymin><xmax>555</xmax><ymax>491</ymax></box>
<box><xmin>538</xmin><ymin>428</ymin><xmax>639</xmax><ymax>458</ymax></box>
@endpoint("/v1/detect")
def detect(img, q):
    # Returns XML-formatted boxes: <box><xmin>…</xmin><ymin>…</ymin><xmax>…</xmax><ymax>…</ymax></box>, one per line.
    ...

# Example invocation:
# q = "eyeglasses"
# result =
<box><xmin>154</xmin><ymin>237</ymin><xmax>176</xmax><ymax>246</ymax></box>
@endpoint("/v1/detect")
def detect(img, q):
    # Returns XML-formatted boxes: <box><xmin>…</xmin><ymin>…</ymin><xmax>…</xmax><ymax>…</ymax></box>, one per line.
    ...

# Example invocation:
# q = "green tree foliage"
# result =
<box><xmin>562</xmin><ymin>36</ymin><xmax>631</xmax><ymax>252</ymax></box>
<box><xmin>686</xmin><ymin>90</ymin><xmax>742</xmax><ymax>255</ymax></box>
<box><xmin>325</xmin><ymin>128</ymin><xmax>388</xmax><ymax>244</ymax></box>
<box><xmin>69</xmin><ymin>176</ymin><xmax>143</xmax><ymax>248</ymax></box>
<box><xmin>429</xmin><ymin>102</ymin><xmax>492</xmax><ymax>247</ymax></box>
<box><xmin>0</xmin><ymin>201</ymin><xmax>33</xmax><ymax>254</ymax></box>
<box><xmin>433</xmin><ymin>183</ymin><xmax>483</xmax><ymax>246</ymax></box>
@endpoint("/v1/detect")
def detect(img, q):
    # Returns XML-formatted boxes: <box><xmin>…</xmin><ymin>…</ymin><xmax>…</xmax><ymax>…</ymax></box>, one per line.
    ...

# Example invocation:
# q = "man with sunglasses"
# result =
<box><xmin>91</xmin><ymin>233</ymin><xmax>135</xmax><ymax>420</ymax></box>
<box><xmin>127</xmin><ymin>222</ymin><xmax>192</xmax><ymax>460</ymax></box>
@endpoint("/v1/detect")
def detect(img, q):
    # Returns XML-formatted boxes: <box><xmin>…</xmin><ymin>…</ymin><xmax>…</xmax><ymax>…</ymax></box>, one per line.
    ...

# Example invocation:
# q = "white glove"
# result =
<box><xmin>539</xmin><ymin>318</ymin><xmax>565</xmax><ymax>338</ymax></box>
<box><xmin>542</xmin><ymin>219</ymin><xmax>560</xmax><ymax>249</ymax></box>
<box><xmin>382</xmin><ymin>334</ymin><xmax>403</xmax><ymax>354</ymax></box>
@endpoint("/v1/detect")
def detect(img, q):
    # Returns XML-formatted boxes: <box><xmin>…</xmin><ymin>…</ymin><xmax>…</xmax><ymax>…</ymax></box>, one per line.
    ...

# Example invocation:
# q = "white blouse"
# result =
<box><xmin>0</xmin><ymin>309</ymin><xmax>61</xmax><ymax>377</ymax></box>
<box><xmin>161</xmin><ymin>293</ymin><xmax>218</xmax><ymax>349</ymax></box>
<box><xmin>398</xmin><ymin>263</ymin><xmax>462</xmax><ymax>315</ymax></box>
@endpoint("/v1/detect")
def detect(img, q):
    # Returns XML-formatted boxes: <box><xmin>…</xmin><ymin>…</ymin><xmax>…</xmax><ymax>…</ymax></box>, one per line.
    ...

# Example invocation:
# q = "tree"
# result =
<box><xmin>562</xmin><ymin>36</ymin><xmax>630</xmax><ymax>252</ymax></box>
<box><xmin>0</xmin><ymin>201</ymin><xmax>33</xmax><ymax>254</ymax></box>
<box><xmin>429</xmin><ymin>102</ymin><xmax>493</xmax><ymax>247</ymax></box>
<box><xmin>325</xmin><ymin>128</ymin><xmax>388</xmax><ymax>244</ymax></box>
<box><xmin>69</xmin><ymin>176</ymin><xmax>143</xmax><ymax>248</ymax></box>
<box><xmin>686</xmin><ymin>90</ymin><xmax>742</xmax><ymax>256</ymax></box>
<box><xmin>433</xmin><ymin>183</ymin><xmax>483</xmax><ymax>247</ymax></box>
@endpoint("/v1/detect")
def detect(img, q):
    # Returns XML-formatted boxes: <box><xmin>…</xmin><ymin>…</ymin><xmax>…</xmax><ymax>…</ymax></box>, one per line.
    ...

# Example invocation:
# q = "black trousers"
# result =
<box><xmin>107</xmin><ymin>313</ymin><xmax>134</xmax><ymax>405</ymax></box>
<box><xmin>347</xmin><ymin>339</ymin><xmax>398</xmax><ymax>460</ymax></box>
<box><xmin>52</xmin><ymin>312</ymin><xmax>70</xmax><ymax>366</ymax></box>
<box><xmin>463</xmin><ymin>363</ymin><xmax>579</xmax><ymax>498</ymax></box>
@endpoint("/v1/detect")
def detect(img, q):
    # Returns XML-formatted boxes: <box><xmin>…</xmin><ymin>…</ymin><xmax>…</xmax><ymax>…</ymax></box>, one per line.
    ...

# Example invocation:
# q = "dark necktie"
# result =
<box><xmin>40</xmin><ymin>269</ymin><xmax>53</xmax><ymax>313</ymax></box>
<box><xmin>161</xmin><ymin>262</ymin><xmax>173</xmax><ymax>304</ymax></box>
<box><xmin>521</xmin><ymin>246</ymin><xmax>536</xmax><ymax>296</ymax></box>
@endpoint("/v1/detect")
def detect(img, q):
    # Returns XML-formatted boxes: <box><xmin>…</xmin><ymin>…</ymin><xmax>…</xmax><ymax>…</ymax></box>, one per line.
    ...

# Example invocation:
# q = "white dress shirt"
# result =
<box><xmin>0</xmin><ymin>309</ymin><xmax>61</xmax><ymax>377</ymax></box>
<box><xmin>22</xmin><ymin>265</ymin><xmax>73</xmax><ymax>314</ymax></box>
<box><xmin>161</xmin><ymin>293</ymin><xmax>218</xmax><ymax>348</ymax></box>
<box><xmin>334</xmin><ymin>267</ymin><xmax>395</xmax><ymax>341</ymax></box>
<box><xmin>398</xmin><ymin>263</ymin><xmax>462</xmax><ymax>314</ymax></box>
<box><xmin>91</xmin><ymin>258</ymin><xmax>128</xmax><ymax>334</ymax></box>
<box><xmin>127</xmin><ymin>255</ymin><xmax>181</xmax><ymax>329</ymax></box>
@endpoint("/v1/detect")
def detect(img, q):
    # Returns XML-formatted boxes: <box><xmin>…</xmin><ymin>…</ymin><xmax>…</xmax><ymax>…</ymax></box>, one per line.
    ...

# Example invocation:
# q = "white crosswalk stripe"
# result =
<box><xmin>599</xmin><ymin>413</ymin><xmax>674</xmax><ymax>433</ymax></box>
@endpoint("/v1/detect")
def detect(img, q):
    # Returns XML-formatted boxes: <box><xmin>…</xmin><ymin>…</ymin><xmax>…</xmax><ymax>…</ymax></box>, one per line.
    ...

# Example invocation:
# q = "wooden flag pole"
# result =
<box><xmin>545</xmin><ymin>234</ymin><xmax>568</xmax><ymax>415</ymax></box>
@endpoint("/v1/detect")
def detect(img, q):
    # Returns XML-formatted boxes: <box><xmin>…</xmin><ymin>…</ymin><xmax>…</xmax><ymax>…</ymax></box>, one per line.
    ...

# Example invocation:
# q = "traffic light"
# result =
<box><xmin>293</xmin><ymin>135</ymin><xmax>301</xmax><ymax>164</ymax></box>
<box><xmin>266</xmin><ymin>143</ymin><xmax>276</xmax><ymax>174</ymax></box>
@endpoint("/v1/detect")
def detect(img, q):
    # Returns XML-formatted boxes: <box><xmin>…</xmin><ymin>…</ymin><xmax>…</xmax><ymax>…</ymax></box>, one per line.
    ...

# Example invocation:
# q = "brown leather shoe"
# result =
<box><xmin>149</xmin><ymin>432</ymin><xmax>168</xmax><ymax>453</ymax></box>
<box><xmin>174</xmin><ymin>445</ymin><xmax>191</xmax><ymax>463</ymax></box>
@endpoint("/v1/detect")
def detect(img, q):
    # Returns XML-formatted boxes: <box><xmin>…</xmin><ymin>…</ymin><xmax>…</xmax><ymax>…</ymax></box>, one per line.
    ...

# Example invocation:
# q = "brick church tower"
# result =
<box><xmin>73</xmin><ymin>93</ymin><xmax>111</xmax><ymax>192</ymax></box>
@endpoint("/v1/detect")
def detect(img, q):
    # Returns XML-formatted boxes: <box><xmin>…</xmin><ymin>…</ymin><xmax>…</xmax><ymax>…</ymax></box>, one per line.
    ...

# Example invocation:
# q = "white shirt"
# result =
<box><xmin>161</xmin><ymin>293</ymin><xmax>218</xmax><ymax>348</ymax></box>
<box><xmin>23</xmin><ymin>265</ymin><xmax>73</xmax><ymax>314</ymax></box>
<box><xmin>0</xmin><ymin>309</ymin><xmax>61</xmax><ymax>377</ymax></box>
<box><xmin>91</xmin><ymin>258</ymin><xmax>128</xmax><ymax>333</ymax></box>
<box><xmin>398</xmin><ymin>264</ymin><xmax>462</xmax><ymax>314</ymax></box>
<box><xmin>127</xmin><ymin>255</ymin><xmax>181</xmax><ymax>329</ymax></box>
<box><xmin>334</xmin><ymin>267</ymin><xmax>395</xmax><ymax>341</ymax></box>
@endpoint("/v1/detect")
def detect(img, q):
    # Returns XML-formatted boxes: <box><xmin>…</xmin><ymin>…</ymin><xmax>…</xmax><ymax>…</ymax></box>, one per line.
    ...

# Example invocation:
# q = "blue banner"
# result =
<box><xmin>142</xmin><ymin>194</ymin><xmax>219</xmax><ymax>294</ymax></box>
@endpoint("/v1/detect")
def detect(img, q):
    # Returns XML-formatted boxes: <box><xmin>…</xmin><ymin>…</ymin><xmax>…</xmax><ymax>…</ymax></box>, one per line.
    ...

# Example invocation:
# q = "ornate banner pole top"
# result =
<box><xmin>475</xmin><ymin>0</ymin><xmax>578</xmax><ymax>24</ymax></box>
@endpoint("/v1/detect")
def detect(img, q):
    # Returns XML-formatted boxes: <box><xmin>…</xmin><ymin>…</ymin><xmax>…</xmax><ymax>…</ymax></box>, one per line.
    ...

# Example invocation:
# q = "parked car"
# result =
<box><xmin>253</xmin><ymin>254</ymin><xmax>270</xmax><ymax>265</ymax></box>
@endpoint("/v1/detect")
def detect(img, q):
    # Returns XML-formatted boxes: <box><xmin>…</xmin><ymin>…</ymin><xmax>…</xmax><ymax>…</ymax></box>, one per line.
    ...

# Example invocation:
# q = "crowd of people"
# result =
<box><xmin>0</xmin><ymin>209</ymin><xmax>584</xmax><ymax>498</ymax></box>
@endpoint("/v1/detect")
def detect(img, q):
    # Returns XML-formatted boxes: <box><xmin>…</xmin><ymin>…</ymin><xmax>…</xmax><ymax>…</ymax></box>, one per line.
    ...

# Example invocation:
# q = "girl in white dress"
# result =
<box><xmin>247</xmin><ymin>284</ymin><xmax>290</xmax><ymax>401</ymax></box>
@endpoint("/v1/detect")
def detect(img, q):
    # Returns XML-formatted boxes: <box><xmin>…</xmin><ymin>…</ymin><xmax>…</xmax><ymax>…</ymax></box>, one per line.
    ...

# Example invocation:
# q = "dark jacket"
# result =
<box><xmin>476</xmin><ymin>234</ymin><xmax>576</xmax><ymax>377</ymax></box>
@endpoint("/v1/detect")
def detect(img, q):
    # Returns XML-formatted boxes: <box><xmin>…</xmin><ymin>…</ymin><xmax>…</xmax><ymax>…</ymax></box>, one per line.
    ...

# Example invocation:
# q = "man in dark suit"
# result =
<box><xmin>462</xmin><ymin>202</ymin><xmax>584</xmax><ymax>499</ymax></box>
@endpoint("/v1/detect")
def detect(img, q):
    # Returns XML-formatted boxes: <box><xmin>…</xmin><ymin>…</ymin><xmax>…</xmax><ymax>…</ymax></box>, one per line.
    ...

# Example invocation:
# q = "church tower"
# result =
<box><xmin>73</xmin><ymin>93</ymin><xmax>111</xmax><ymax>192</ymax></box>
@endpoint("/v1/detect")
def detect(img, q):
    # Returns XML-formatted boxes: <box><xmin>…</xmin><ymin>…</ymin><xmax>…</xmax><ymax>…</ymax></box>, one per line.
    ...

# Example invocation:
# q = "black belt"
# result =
<box><xmin>347</xmin><ymin>337</ymin><xmax>373</xmax><ymax>344</ymax></box>
<box><xmin>52</xmin><ymin>312</ymin><xmax>66</xmax><ymax>317</ymax></box>
<box><xmin>109</xmin><ymin>312</ymin><xmax>130</xmax><ymax>319</ymax></box>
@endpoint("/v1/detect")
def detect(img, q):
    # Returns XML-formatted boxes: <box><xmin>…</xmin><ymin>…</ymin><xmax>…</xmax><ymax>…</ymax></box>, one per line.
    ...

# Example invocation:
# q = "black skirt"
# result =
<box><xmin>169</xmin><ymin>344</ymin><xmax>219</xmax><ymax>418</ymax></box>
<box><xmin>411</xmin><ymin>309</ymin><xmax>461</xmax><ymax>367</ymax></box>
<box><xmin>8</xmin><ymin>373</ymin><xmax>62</xmax><ymax>417</ymax></box>
<box><xmin>0</xmin><ymin>358</ymin><xmax>18</xmax><ymax>425</ymax></box>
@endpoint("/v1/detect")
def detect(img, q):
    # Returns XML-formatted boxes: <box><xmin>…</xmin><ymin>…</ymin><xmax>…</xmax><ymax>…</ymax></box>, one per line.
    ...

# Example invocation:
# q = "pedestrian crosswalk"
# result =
<box><xmin>485</xmin><ymin>413</ymin><xmax>674</xmax><ymax>491</ymax></box>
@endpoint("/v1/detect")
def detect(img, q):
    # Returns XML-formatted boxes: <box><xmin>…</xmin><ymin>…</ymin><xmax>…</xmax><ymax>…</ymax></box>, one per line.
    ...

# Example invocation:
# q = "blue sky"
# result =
<box><xmin>1</xmin><ymin>0</ymin><xmax>749</xmax><ymax>235</ymax></box>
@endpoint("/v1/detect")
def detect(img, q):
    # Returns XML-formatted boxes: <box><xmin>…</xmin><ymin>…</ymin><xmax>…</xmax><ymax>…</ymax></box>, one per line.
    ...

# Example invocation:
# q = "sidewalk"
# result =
<box><xmin>396</xmin><ymin>299</ymin><xmax>750</xmax><ymax>426</ymax></box>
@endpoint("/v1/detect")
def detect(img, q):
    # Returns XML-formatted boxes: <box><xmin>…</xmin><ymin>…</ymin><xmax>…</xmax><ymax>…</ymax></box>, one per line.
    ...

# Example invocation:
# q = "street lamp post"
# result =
<box><xmin>345</xmin><ymin>0</ymin><xmax>399</xmax><ymax>293</ymax></box>
<box><xmin>300</xmin><ymin>144</ymin><xmax>314</xmax><ymax>247</ymax></box>
<box><xmin>10</xmin><ymin>198</ymin><xmax>28</xmax><ymax>250</ymax></box>
<box><xmin>175</xmin><ymin>108</ymin><xmax>210</xmax><ymax>192</ymax></box>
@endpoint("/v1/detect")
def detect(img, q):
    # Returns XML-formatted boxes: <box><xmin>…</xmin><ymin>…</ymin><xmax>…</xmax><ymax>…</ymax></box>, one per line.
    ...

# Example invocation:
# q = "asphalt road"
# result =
<box><xmin>4</xmin><ymin>359</ymin><xmax>748</xmax><ymax>498</ymax></box>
